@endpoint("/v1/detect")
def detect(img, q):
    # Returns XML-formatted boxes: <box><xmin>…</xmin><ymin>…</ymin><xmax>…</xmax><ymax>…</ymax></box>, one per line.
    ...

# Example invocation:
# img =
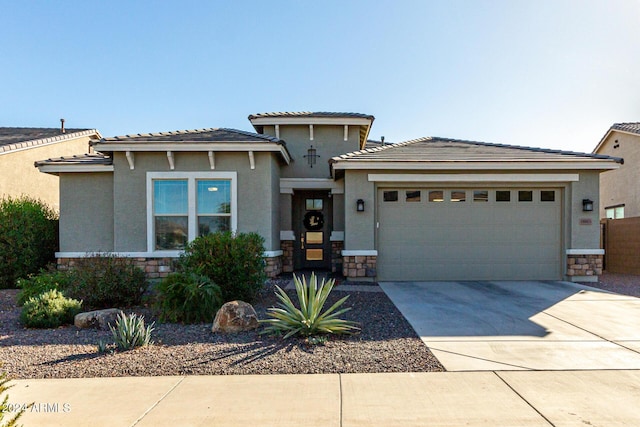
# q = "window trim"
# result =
<box><xmin>147</xmin><ymin>171</ymin><xmax>237</xmax><ymax>254</ymax></box>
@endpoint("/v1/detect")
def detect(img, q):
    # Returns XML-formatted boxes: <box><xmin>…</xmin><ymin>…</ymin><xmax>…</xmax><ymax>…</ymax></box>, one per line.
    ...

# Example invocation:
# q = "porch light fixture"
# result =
<box><xmin>303</xmin><ymin>145</ymin><xmax>319</xmax><ymax>168</ymax></box>
<box><xmin>582</xmin><ymin>199</ymin><xmax>594</xmax><ymax>212</ymax></box>
<box><xmin>356</xmin><ymin>199</ymin><xmax>365</xmax><ymax>212</ymax></box>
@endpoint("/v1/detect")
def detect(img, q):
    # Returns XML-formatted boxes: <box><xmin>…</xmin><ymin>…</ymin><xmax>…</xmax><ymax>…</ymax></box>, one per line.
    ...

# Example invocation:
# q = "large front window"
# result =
<box><xmin>147</xmin><ymin>172</ymin><xmax>237</xmax><ymax>252</ymax></box>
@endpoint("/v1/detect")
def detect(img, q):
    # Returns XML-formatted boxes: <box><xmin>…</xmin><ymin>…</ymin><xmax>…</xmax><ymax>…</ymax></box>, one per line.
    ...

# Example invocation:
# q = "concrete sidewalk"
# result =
<box><xmin>7</xmin><ymin>370</ymin><xmax>640</xmax><ymax>426</ymax></box>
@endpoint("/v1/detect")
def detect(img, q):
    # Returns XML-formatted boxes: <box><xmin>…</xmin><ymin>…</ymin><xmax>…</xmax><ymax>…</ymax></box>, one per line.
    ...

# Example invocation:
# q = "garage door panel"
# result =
<box><xmin>377</xmin><ymin>187</ymin><xmax>561</xmax><ymax>281</ymax></box>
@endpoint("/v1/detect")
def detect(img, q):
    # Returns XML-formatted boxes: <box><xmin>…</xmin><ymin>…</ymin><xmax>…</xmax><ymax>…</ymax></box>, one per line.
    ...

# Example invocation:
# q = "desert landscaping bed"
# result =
<box><xmin>0</xmin><ymin>280</ymin><xmax>445</xmax><ymax>379</ymax></box>
<box><xmin>580</xmin><ymin>272</ymin><xmax>640</xmax><ymax>298</ymax></box>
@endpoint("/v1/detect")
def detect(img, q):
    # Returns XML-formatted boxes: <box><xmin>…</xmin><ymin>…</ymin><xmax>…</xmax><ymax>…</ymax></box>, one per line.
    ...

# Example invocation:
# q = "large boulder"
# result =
<box><xmin>212</xmin><ymin>301</ymin><xmax>259</xmax><ymax>333</ymax></box>
<box><xmin>75</xmin><ymin>308</ymin><xmax>123</xmax><ymax>330</ymax></box>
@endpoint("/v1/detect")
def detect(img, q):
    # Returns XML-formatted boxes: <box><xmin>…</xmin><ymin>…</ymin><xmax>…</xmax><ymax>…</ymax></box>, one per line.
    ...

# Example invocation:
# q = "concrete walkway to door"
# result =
<box><xmin>380</xmin><ymin>280</ymin><xmax>640</xmax><ymax>371</ymax></box>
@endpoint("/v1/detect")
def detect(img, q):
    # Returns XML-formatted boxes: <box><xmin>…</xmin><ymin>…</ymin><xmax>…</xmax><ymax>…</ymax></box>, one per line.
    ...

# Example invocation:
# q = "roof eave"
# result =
<box><xmin>36</xmin><ymin>164</ymin><xmax>114</xmax><ymax>175</ymax></box>
<box><xmin>331</xmin><ymin>160</ymin><xmax>622</xmax><ymax>171</ymax></box>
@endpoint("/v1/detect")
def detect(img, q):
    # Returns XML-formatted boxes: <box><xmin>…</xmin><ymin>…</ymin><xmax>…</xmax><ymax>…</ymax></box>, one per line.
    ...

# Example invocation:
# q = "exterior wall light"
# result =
<box><xmin>356</xmin><ymin>199</ymin><xmax>365</xmax><ymax>212</ymax></box>
<box><xmin>303</xmin><ymin>145</ymin><xmax>319</xmax><ymax>168</ymax></box>
<box><xmin>582</xmin><ymin>199</ymin><xmax>594</xmax><ymax>212</ymax></box>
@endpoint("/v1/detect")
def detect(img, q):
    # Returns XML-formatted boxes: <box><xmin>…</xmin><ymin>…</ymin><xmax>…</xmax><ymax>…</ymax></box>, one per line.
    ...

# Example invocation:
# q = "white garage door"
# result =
<box><xmin>377</xmin><ymin>188</ymin><xmax>562</xmax><ymax>281</ymax></box>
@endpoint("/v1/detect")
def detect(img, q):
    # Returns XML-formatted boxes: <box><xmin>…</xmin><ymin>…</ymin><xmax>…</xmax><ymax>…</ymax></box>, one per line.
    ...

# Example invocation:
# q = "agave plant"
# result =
<box><xmin>109</xmin><ymin>312</ymin><xmax>155</xmax><ymax>351</ymax></box>
<box><xmin>261</xmin><ymin>273</ymin><xmax>359</xmax><ymax>338</ymax></box>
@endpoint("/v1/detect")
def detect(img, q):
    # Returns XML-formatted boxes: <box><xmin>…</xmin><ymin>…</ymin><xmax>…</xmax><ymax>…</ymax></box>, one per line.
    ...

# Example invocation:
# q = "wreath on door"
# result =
<box><xmin>303</xmin><ymin>211</ymin><xmax>324</xmax><ymax>231</ymax></box>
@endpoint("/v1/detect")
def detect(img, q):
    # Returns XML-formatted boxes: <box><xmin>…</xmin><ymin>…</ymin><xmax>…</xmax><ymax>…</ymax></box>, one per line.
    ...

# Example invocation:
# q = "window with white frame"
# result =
<box><xmin>147</xmin><ymin>172</ymin><xmax>237</xmax><ymax>252</ymax></box>
<box><xmin>605</xmin><ymin>205</ymin><xmax>624</xmax><ymax>219</ymax></box>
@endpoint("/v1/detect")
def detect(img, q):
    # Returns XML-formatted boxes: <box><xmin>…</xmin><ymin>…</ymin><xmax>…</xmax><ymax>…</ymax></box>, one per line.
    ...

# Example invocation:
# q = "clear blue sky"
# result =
<box><xmin>2</xmin><ymin>0</ymin><xmax>639</xmax><ymax>153</ymax></box>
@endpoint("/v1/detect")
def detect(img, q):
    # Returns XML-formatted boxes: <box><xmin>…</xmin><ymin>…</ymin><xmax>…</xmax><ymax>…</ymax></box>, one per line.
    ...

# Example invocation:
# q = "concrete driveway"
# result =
<box><xmin>380</xmin><ymin>280</ymin><xmax>640</xmax><ymax>371</ymax></box>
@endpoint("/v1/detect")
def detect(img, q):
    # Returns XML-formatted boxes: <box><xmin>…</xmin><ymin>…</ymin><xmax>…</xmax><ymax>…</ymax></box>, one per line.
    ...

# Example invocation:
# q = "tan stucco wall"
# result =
<box><xmin>112</xmin><ymin>151</ymin><xmax>281</xmax><ymax>252</ymax></box>
<box><xmin>262</xmin><ymin>125</ymin><xmax>361</xmax><ymax>179</ymax></box>
<box><xmin>596</xmin><ymin>132</ymin><xmax>640</xmax><ymax>218</ymax></box>
<box><xmin>0</xmin><ymin>136</ymin><xmax>92</xmax><ymax>211</ymax></box>
<box><xmin>59</xmin><ymin>172</ymin><xmax>114</xmax><ymax>252</ymax></box>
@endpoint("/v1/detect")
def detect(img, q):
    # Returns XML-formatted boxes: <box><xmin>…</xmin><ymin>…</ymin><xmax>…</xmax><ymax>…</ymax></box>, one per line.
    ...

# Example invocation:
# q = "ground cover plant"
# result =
<box><xmin>19</xmin><ymin>289</ymin><xmax>82</xmax><ymax>329</ymax></box>
<box><xmin>0</xmin><ymin>196</ymin><xmax>58</xmax><ymax>289</ymax></box>
<box><xmin>16</xmin><ymin>268</ymin><xmax>72</xmax><ymax>306</ymax></box>
<box><xmin>261</xmin><ymin>273</ymin><xmax>359</xmax><ymax>338</ymax></box>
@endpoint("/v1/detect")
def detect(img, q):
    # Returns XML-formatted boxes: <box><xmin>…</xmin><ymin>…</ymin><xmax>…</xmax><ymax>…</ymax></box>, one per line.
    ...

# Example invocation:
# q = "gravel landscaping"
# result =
<box><xmin>581</xmin><ymin>272</ymin><xmax>640</xmax><ymax>298</ymax></box>
<box><xmin>0</xmin><ymin>279</ymin><xmax>445</xmax><ymax>379</ymax></box>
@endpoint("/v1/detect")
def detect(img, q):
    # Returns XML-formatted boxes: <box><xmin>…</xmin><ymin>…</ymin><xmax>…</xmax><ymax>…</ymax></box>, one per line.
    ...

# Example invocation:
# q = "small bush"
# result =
<box><xmin>154</xmin><ymin>272</ymin><xmax>223</xmax><ymax>323</ymax></box>
<box><xmin>0</xmin><ymin>196</ymin><xmax>58</xmax><ymax>288</ymax></box>
<box><xmin>110</xmin><ymin>312</ymin><xmax>154</xmax><ymax>350</ymax></box>
<box><xmin>20</xmin><ymin>289</ymin><xmax>82</xmax><ymax>328</ymax></box>
<box><xmin>64</xmin><ymin>255</ymin><xmax>147</xmax><ymax>309</ymax></box>
<box><xmin>1</xmin><ymin>369</ymin><xmax>31</xmax><ymax>427</ymax></box>
<box><xmin>16</xmin><ymin>268</ymin><xmax>72</xmax><ymax>306</ymax></box>
<box><xmin>261</xmin><ymin>273</ymin><xmax>359</xmax><ymax>338</ymax></box>
<box><xmin>179</xmin><ymin>232</ymin><xmax>266</xmax><ymax>302</ymax></box>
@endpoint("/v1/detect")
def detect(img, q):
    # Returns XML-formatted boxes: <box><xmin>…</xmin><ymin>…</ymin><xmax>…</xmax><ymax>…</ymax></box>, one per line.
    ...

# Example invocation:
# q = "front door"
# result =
<box><xmin>293</xmin><ymin>191</ymin><xmax>332</xmax><ymax>270</ymax></box>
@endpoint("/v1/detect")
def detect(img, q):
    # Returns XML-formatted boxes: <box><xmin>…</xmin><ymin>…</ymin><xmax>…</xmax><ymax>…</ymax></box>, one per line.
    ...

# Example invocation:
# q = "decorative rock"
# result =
<box><xmin>212</xmin><ymin>301</ymin><xmax>259</xmax><ymax>333</ymax></box>
<box><xmin>74</xmin><ymin>308</ymin><xmax>124</xmax><ymax>330</ymax></box>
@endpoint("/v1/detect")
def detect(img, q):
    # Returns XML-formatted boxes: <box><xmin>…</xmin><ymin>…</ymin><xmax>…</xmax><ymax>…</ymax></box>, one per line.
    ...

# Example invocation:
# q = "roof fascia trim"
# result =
<box><xmin>0</xmin><ymin>129</ymin><xmax>101</xmax><ymax>155</ymax></box>
<box><xmin>332</xmin><ymin>161</ymin><xmax>621</xmax><ymax>171</ymax></box>
<box><xmin>367</xmin><ymin>173</ymin><xmax>580</xmax><ymax>183</ymax></box>
<box><xmin>249</xmin><ymin>116</ymin><xmax>373</xmax><ymax>126</ymax></box>
<box><xmin>37</xmin><ymin>164</ymin><xmax>114</xmax><ymax>174</ymax></box>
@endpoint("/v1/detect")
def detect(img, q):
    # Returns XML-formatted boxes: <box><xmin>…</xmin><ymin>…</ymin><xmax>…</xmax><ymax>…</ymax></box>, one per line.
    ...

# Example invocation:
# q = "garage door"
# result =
<box><xmin>377</xmin><ymin>188</ymin><xmax>562</xmax><ymax>281</ymax></box>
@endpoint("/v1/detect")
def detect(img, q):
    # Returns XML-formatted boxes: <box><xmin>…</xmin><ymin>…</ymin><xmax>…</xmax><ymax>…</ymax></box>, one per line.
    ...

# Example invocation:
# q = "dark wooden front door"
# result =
<box><xmin>293</xmin><ymin>191</ymin><xmax>331</xmax><ymax>270</ymax></box>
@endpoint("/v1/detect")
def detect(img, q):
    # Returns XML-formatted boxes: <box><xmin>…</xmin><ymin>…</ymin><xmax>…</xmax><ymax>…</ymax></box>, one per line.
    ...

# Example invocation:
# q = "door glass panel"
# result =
<box><xmin>306</xmin><ymin>199</ymin><xmax>323</xmax><ymax>210</ymax></box>
<box><xmin>518</xmin><ymin>190</ymin><xmax>533</xmax><ymax>202</ymax></box>
<box><xmin>473</xmin><ymin>190</ymin><xmax>488</xmax><ymax>202</ymax></box>
<box><xmin>496</xmin><ymin>190</ymin><xmax>511</xmax><ymax>202</ymax></box>
<box><xmin>451</xmin><ymin>190</ymin><xmax>466</xmax><ymax>202</ymax></box>
<box><xmin>306</xmin><ymin>249</ymin><xmax>323</xmax><ymax>261</ymax></box>
<box><xmin>406</xmin><ymin>190</ymin><xmax>421</xmax><ymax>202</ymax></box>
<box><xmin>429</xmin><ymin>190</ymin><xmax>444</xmax><ymax>202</ymax></box>
<box><xmin>383</xmin><ymin>191</ymin><xmax>398</xmax><ymax>202</ymax></box>
<box><xmin>306</xmin><ymin>232</ymin><xmax>323</xmax><ymax>244</ymax></box>
<box><xmin>540</xmin><ymin>190</ymin><xmax>555</xmax><ymax>202</ymax></box>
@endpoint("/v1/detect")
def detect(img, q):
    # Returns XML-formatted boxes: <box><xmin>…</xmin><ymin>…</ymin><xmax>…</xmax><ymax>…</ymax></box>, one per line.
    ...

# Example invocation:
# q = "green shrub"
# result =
<box><xmin>154</xmin><ymin>272</ymin><xmax>223</xmax><ymax>323</ymax></box>
<box><xmin>63</xmin><ymin>255</ymin><xmax>146</xmax><ymax>309</ymax></box>
<box><xmin>16</xmin><ymin>268</ymin><xmax>72</xmax><ymax>306</ymax></box>
<box><xmin>110</xmin><ymin>312</ymin><xmax>154</xmax><ymax>350</ymax></box>
<box><xmin>0</xmin><ymin>196</ymin><xmax>58</xmax><ymax>288</ymax></box>
<box><xmin>261</xmin><ymin>273</ymin><xmax>359</xmax><ymax>339</ymax></box>
<box><xmin>1</xmin><ymin>369</ymin><xmax>31</xmax><ymax>427</ymax></box>
<box><xmin>179</xmin><ymin>232</ymin><xmax>266</xmax><ymax>302</ymax></box>
<box><xmin>20</xmin><ymin>289</ymin><xmax>82</xmax><ymax>329</ymax></box>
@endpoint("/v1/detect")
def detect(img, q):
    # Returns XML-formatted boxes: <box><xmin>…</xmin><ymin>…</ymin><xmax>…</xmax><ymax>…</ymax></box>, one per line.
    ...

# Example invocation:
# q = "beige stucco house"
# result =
<box><xmin>1</xmin><ymin>126</ymin><xmax>101</xmax><ymax>210</ymax></box>
<box><xmin>592</xmin><ymin>122</ymin><xmax>640</xmax><ymax>219</ymax></box>
<box><xmin>36</xmin><ymin>112</ymin><xmax>621</xmax><ymax>282</ymax></box>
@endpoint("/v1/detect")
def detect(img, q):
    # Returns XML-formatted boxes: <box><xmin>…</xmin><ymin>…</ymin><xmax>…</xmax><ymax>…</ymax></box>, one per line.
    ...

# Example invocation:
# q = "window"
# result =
<box><xmin>147</xmin><ymin>172</ymin><xmax>237</xmax><ymax>252</ymax></box>
<box><xmin>428</xmin><ymin>190</ymin><xmax>444</xmax><ymax>202</ymax></box>
<box><xmin>451</xmin><ymin>190</ymin><xmax>466</xmax><ymax>202</ymax></box>
<box><xmin>606</xmin><ymin>205</ymin><xmax>624</xmax><ymax>219</ymax></box>
<box><xmin>406</xmin><ymin>190</ymin><xmax>421</xmax><ymax>202</ymax></box>
<box><xmin>540</xmin><ymin>191</ymin><xmax>555</xmax><ymax>202</ymax></box>
<box><xmin>518</xmin><ymin>190</ymin><xmax>533</xmax><ymax>202</ymax></box>
<box><xmin>383</xmin><ymin>191</ymin><xmax>398</xmax><ymax>202</ymax></box>
<box><xmin>473</xmin><ymin>190</ymin><xmax>489</xmax><ymax>202</ymax></box>
<box><xmin>305</xmin><ymin>199</ymin><xmax>323</xmax><ymax>210</ymax></box>
<box><xmin>496</xmin><ymin>191</ymin><xmax>511</xmax><ymax>202</ymax></box>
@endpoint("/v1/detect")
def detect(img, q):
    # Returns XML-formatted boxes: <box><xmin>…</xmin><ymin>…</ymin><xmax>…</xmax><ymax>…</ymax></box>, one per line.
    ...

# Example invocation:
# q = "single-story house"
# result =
<box><xmin>592</xmin><ymin>122</ymin><xmax>639</xmax><ymax>219</ymax></box>
<box><xmin>35</xmin><ymin>112</ymin><xmax>621</xmax><ymax>282</ymax></box>
<box><xmin>1</xmin><ymin>123</ymin><xmax>101</xmax><ymax>210</ymax></box>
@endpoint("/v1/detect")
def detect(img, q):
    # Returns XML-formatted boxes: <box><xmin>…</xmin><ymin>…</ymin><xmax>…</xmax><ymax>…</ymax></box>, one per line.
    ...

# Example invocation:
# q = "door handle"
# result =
<box><xmin>300</xmin><ymin>236</ymin><xmax>305</xmax><ymax>249</ymax></box>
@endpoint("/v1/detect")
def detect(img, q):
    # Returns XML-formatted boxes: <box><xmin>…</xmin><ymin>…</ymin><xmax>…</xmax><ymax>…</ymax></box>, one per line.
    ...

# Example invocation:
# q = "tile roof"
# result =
<box><xmin>610</xmin><ymin>122</ymin><xmax>640</xmax><ymax>135</ymax></box>
<box><xmin>96</xmin><ymin>128</ymin><xmax>284</xmax><ymax>144</ymax></box>
<box><xmin>34</xmin><ymin>153</ymin><xmax>112</xmax><ymax>167</ymax></box>
<box><xmin>331</xmin><ymin>136</ymin><xmax>623</xmax><ymax>164</ymax></box>
<box><xmin>0</xmin><ymin>127</ymin><xmax>98</xmax><ymax>153</ymax></box>
<box><xmin>248</xmin><ymin>112</ymin><xmax>374</xmax><ymax>120</ymax></box>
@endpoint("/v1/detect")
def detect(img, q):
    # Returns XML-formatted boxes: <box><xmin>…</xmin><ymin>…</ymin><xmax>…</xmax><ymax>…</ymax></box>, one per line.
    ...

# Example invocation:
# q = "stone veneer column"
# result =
<box><xmin>331</xmin><ymin>241</ymin><xmax>344</xmax><ymax>273</ymax></box>
<box><xmin>566</xmin><ymin>252</ymin><xmax>603</xmax><ymax>282</ymax></box>
<box><xmin>342</xmin><ymin>252</ymin><xmax>377</xmax><ymax>279</ymax></box>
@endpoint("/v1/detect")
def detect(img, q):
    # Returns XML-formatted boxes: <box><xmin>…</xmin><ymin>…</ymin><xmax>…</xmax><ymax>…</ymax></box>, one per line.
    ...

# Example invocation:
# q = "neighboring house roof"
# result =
<box><xmin>91</xmin><ymin>127</ymin><xmax>291</xmax><ymax>164</ymax></box>
<box><xmin>331</xmin><ymin>136</ymin><xmax>622</xmax><ymax>173</ymax></box>
<box><xmin>0</xmin><ymin>127</ymin><xmax>100</xmax><ymax>154</ymax></box>
<box><xmin>593</xmin><ymin>122</ymin><xmax>640</xmax><ymax>154</ymax></box>
<box><xmin>34</xmin><ymin>154</ymin><xmax>114</xmax><ymax>175</ymax></box>
<box><xmin>248</xmin><ymin>111</ymin><xmax>375</xmax><ymax>150</ymax></box>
